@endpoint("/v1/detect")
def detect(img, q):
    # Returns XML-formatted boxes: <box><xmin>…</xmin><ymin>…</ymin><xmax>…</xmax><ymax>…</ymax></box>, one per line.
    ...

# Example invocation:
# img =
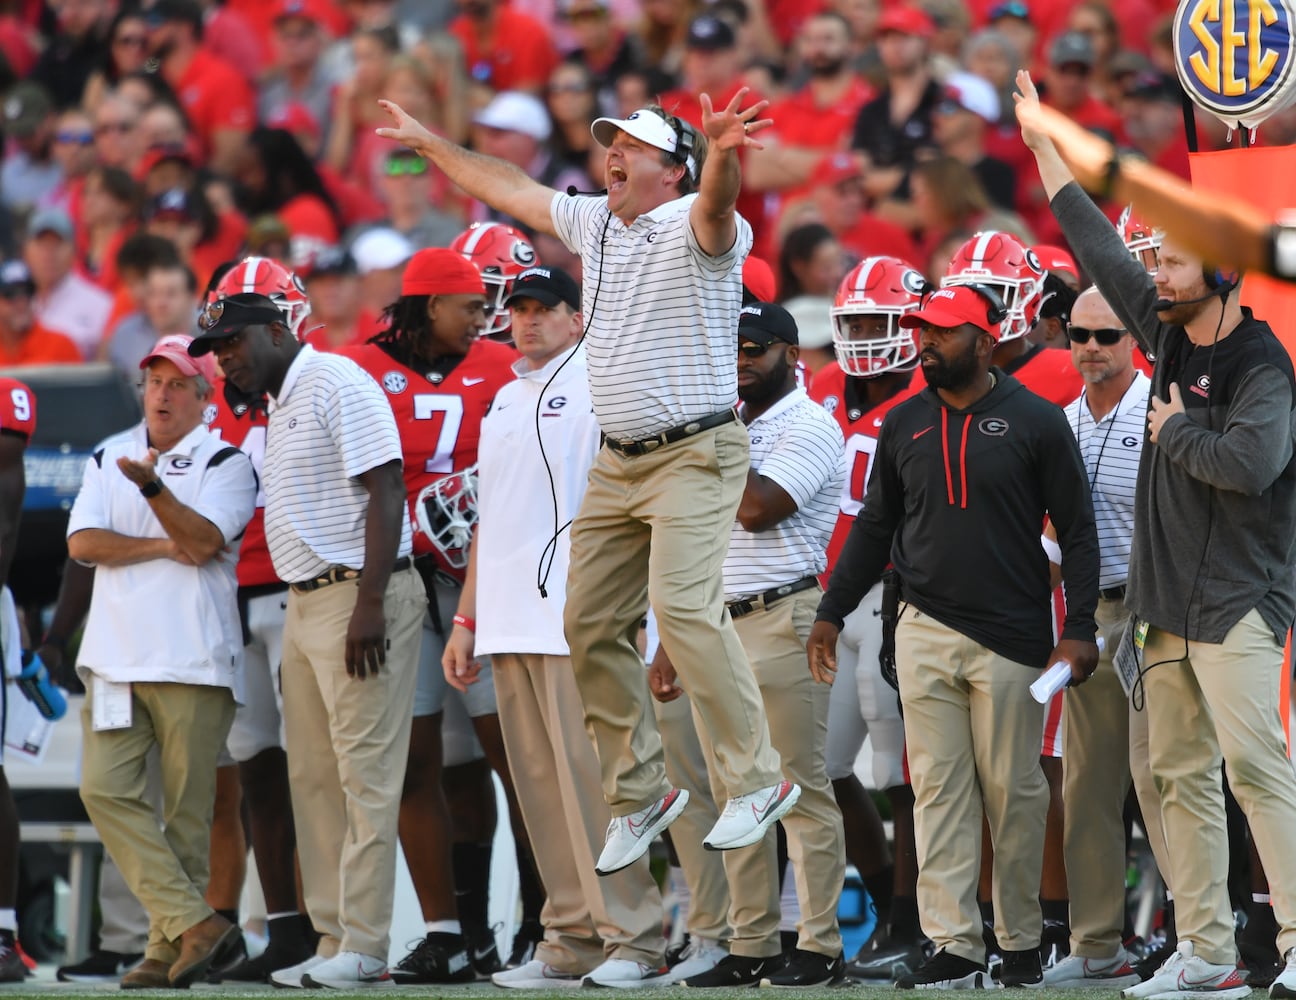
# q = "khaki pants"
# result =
<box><xmin>695</xmin><ymin>587</ymin><xmax>843</xmax><ymax>959</ymax></box>
<box><xmin>80</xmin><ymin>681</ymin><xmax>235</xmax><ymax>964</ymax></box>
<box><xmin>1064</xmin><ymin>598</ymin><xmax>1168</xmax><ymax>957</ymax></box>
<box><xmin>654</xmin><ymin>691</ymin><xmax>731</xmax><ymax>944</ymax></box>
<box><xmin>896</xmin><ymin>609</ymin><xmax>1047</xmax><ymax>964</ymax></box>
<box><xmin>564</xmin><ymin>424</ymin><xmax>782</xmax><ymax>814</ymax></box>
<box><xmin>1143</xmin><ymin>608</ymin><xmax>1296</xmax><ymax>964</ymax></box>
<box><xmin>493</xmin><ymin>652</ymin><xmax>665</xmax><ymax>971</ymax></box>
<box><xmin>281</xmin><ymin>567</ymin><xmax>425</xmax><ymax>960</ymax></box>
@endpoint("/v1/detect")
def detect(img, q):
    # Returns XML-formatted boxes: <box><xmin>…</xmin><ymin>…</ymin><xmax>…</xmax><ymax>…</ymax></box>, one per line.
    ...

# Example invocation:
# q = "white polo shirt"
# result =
<box><xmin>68</xmin><ymin>421</ymin><xmax>257</xmax><ymax>695</ymax></box>
<box><xmin>1063</xmin><ymin>370</ymin><xmax>1149</xmax><ymax>590</ymax></box>
<box><xmin>474</xmin><ymin>346</ymin><xmax>602</xmax><ymax>657</ymax></box>
<box><xmin>262</xmin><ymin>345</ymin><xmax>411</xmax><ymax>583</ymax></box>
<box><xmin>550</xmin><ymin>191</ymin><xmax>752</xmax><ymax>441</ymax></box>
<box><xmin>34</xmin><ymin>271</ymin><xmax>114</xmax><ymax>359</ymax></box>
<box><xmin>723</xmin><ymin>388</ymin><xmax>845</xmax><ymax>600</ymax></box>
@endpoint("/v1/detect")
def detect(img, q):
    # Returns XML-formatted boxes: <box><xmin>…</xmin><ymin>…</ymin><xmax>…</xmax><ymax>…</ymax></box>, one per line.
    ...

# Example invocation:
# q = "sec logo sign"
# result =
<box><xmin>1174</xmin><ymin>0</ymin><xmax>1296</xmax><ymax>128</ymax></box>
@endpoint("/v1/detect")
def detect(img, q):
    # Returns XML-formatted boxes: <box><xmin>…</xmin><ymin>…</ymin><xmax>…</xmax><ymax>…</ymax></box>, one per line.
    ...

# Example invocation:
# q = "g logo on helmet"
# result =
<box><xmin>900</xmin><ymin>269</ymin><xmax>927</xmax><ymax>295</ymax></box>
<box><xmin>1174</xmin><ymin>0</ymin><xmax>1296</xmax><ymax>130</ymax></box>
<box><xmin>511</xmin><ymin>241</ymin><xmax>537</xmax><ymax>267</ymax></box>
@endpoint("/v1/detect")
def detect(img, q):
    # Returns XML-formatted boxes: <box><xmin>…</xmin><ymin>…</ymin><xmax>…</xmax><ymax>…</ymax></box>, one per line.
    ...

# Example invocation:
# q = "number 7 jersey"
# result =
<box><xmin>342</xmin><ymin>338</ymin><xmax>518</xmax><ymax>567</ymax></box>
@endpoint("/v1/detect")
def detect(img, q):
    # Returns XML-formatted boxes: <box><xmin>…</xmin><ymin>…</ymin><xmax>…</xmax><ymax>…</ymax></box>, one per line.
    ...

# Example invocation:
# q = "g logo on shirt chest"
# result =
<box><xmin>978</xmin><ymin>417</ymin><xmax>1009</xmax><ymax>437</ymax></box>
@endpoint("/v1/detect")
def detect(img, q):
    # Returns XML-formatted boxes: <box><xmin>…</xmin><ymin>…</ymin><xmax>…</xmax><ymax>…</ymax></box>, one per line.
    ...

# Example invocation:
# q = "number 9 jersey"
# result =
<box><xmin>0</xmin><ymin>378</ymin><xmax>35</xmax><ymax>441</ymax></box>
<box><xmin>342</xmin><ymin>338</ymin><xmax>518</xmax><ymax>575</ymax></box>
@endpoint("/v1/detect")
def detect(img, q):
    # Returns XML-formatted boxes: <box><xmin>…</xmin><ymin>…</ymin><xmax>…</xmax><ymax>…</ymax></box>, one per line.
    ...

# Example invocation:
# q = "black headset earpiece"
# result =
<box><xmin>671</xmin><ymin>115</ymin><xmax>698</xmax><ymax>183</ymax></box>
<box><xmin>1203</xmin><ymin>262</ymin><xmax>1239</xmax><ymax>294</ymax></box>
<box><xmin>964</xmin><ymin>282</ymin><xmax>1010</xmax><ymax>327</ymax></box>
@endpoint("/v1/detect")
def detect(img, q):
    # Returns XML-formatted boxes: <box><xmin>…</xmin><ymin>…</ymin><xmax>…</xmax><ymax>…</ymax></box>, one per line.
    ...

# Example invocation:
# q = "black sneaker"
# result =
<box><xmin>468</xmin><ymin>931</ymin><xmax>503</xmax><ymax>978</ymax></box>
<box><xmin>683</xmin><ymin>952</ymin><xmax>786</xmax><ymax>987</ymax></box>
<box><xmin>390</xmin><ymin>932</ymin><xmax>475</xmax><ymax>984</ymax></box>
<box><xmin>1039</xmin><ymin>920</ymin><xmax>1070</xmax><ymax>968</ymax></box>
<box><xmin>998</xmin><ymin>948</ymin><xmax>1043</xmax><ymax>987</ymax></box>
<box><xmin>1135</xmin><ymin>941</ymin><xmax>1176</xmax><ymax>981</ymax></box>
<box><xmin>846</xmin><ymin>935</ymin><xmax>933</xmax><ymax>981</ymax></box>
<box><xmin>205</xmin><ymin>931</ymin><xmax>248</xmax><ymax>983</ymax></box>
<box><xmin>896</xmin><ymin>950</ymin><xmax>993</xmax><ymax>990</ymax></box>
<box><xmin>56</xmin><ymin>949</ymin><xmax>145</xmax><ymax>983</ymax></box>
<box><xmin>216</xmin><ymin>935</ymin><xmax>318</xmax><ymax>983</ymax></box>
<box><xmin>509</xmin><ymin>921</ymin><xmax>545</xmax><ymax>969</ymax></box>
<box><xmin>666</xmin><ymin>935</ymin><xmax>691</xmax><ymax>969</ymax></box>
<box><xmin>0</xmin><ymin>943</ymin><xmax>25</xmax><ymax>983</ymax></box>
<box><xmin>759</xmin><ymin>949</ymin><xmax>846</xmax><ymax>987</ymax></box>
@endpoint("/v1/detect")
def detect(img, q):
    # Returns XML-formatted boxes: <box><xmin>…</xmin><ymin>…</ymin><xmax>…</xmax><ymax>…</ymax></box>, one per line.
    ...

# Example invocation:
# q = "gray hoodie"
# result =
<box><xmin>1051</xmin><ymin>181</ymin><xmax>1296</xmax><ymax>644</ymax></box>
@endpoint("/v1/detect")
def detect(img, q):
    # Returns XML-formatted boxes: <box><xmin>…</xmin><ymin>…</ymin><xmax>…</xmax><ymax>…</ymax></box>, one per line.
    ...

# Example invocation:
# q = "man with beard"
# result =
<box><xmin>746</xmin><ymin>13</ymin><xmax>875</xmax><ymax>200</ymax></box>
<box><xmin>653</xmin><ymin>302</ymin><xmax>847</xmax><ymax>988</ymax></box>
<box><xmin>1018</xmin><ymin>70</ymin><xmax>1296</xmax><ymax>1000</ymax></box>
<box><xmin>807</xmin><ymin>283</ymin><xmax>1100</xmax><ymax>990</ymax></box>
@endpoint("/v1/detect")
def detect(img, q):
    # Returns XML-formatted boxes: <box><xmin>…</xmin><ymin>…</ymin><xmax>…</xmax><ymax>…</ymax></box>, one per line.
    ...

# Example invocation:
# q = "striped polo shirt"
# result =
<box><xmin>550</xmin><ymin>191</ymin><xmax>753</xmax><ymax>441</ymax></box>
<box><xmin>262</xmin><ymin>345</ymin><xmax>412</xmax><ymax>583</ymax></box>
<box><xmin>723</xmin><ymin>388</ymin><xmax>846</xmax><ymax>600</ymax></box>
<box><xmin>1063</xmin><ymin>370</ymin><xmax>1149</xmax><ymax>590</ymax></box>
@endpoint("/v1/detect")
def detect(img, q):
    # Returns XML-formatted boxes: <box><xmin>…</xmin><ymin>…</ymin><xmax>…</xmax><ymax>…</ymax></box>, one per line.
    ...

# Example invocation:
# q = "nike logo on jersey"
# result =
<box><xmin>912</xmin><ymin>426</ymin><xmax>934</xmax><ymax>440</ymax></box>
<box><xmin>463</xmin><ymin>377</ymin><xmax>485</xmax><ymax>386</ymax></box>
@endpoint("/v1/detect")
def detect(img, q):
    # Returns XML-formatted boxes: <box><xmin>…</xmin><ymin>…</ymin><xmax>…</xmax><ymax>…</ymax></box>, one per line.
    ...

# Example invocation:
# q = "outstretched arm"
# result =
<box><xmin>691</xmin><ymin>89</ymin><xmax>771</xmax><ymax>257</ymax></box>
<box><xmin>1013</xmin><ymin>71</ymin><xmax>1271</xmax><ymax>273</ymax></box>
<box><xmin>377</xmin><ymin>100</ymin><xmax>560</xmax><ymax>237</ymax></box>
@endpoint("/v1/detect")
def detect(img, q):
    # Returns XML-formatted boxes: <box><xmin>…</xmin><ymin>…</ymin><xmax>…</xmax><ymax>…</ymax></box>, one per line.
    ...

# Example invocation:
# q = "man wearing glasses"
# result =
<box><xmin>377</xmin><ymin>150</ymin><xmax>463</xmax><ymax>252</ymax></box>
<box><xmin>1042</xmin><ymin>288</ymin><xmax>1164</xmax><ymax>988</ymax></box>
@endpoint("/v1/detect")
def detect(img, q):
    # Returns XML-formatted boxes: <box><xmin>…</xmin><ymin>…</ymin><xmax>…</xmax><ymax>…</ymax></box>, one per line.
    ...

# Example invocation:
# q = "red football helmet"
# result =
<box><xmin>414</xmin><ymin>464</ymin><xmax>479</xmax><ymax>573</ymax></box>
<box><xmin>1117</xmin><ymin>204</ymin><xmax>1163</xmax><ymax>274</ymax></box>
<box><xmin>829</xmin><ymin>256</ymin><xmax>926</xmax><ymax>377</ymax></box>
<box><xmin>941</xmin><ymin>231</ymin><xmax>1044</xmax><ymax>342</ymax></box>
<box><xmin>450</xmin><ymin>222</ymin><xmax>538</xmax><ymax>338</ymax></box>
<box><xmin>214</xmin><ymin>256</ymin><xmax>312</xmax><ymax>339</ymax></box>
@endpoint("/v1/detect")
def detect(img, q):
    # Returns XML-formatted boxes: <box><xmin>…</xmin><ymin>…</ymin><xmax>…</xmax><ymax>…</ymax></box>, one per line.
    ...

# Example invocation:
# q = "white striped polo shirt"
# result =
<box><xmin>723</xmin><ymin>387</ymin><xmax>846</xmax><ymax>600</ymax></box>
<box><xmin>550</xmin><ymin>191</ymin><xmax>753</xmax><ymax>441</ymax></box>
<box><xmin>263</xmin><ymin>345</ymin><xmax>412</xmax><ymax>583</ymax></box>
<box><xmin>1063</xmin><ymin>370</ymin><xmax>1149</xmax><ymax>590</ymax></box>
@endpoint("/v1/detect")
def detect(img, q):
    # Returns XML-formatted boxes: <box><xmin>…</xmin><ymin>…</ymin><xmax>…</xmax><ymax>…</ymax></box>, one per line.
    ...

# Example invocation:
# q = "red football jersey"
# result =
<box><xmin>204</xmin><ymin>379</ymin><xmax>277</xmax><ymax>588</ymax></box>
<box><xmin>0</xmin><ymin>377</ymin><xmax>35</xmax><ymax>440</ymax></box>
<box><xmin>1003</xmin><ymin>344</ymin><xmax>1084</xmax><ymax>408</ymax></box>
<box><xmin>343</xmin><ymin>338</ymin><xmax>518</xmax><ymax>564</ymax></box>
<box><xmin>809</xmin><ymin>362</ymin><xmax>919</xmax><ymax>576</ymax></box>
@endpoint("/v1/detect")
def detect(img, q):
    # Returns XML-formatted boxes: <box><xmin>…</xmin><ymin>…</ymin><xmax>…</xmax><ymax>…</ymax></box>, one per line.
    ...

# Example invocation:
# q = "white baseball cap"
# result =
<box><xmin>943</xmin><ymin>72</ymin><xmax>1000</xmax><ymax>123</ymax></box>
<box><xmin>591</xmin><ymin>108</ymin><xmax>697</xmax><ymax>179</ymax></box>
<box><xmin>351</xmin><ymin>227</ymin><xmax>414</xmax><ymax>274</ymax></box>
<box><xmin>473</xmin><ymin>91</ymin><xmax>552</xmax><ymax>143</ymax></box>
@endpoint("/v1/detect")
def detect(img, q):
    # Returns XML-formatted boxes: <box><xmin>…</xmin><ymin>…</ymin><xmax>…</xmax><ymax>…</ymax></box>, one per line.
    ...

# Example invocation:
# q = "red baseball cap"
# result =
<box><xmin>134</xmin><ymin>139</ymin><xmax>201</xmax><ymax>182</ymax></box>
<box><xmin>743</xmin><ymin>255</ymin><xmax>776</xmax><ymax>302</ymax></box>
<box><xmin>140</xmin><ymin>334</ymin><xmax>219</xmax><ymax>383</ymax></box>
<box><xmin>273</xmin><ymin>0</ymin><xmax>324</xmax><ymax>22</ymax></box>
<box><xmin>401</xmin><ymin>248</ymin><xmax>486</xmax><ymax>297</ymax></box>
<box><xmin>876</xmin><ymin>6</ymin><xmax>935</xmax><ymax>38</ymax></box>
<box><xmin>899</xmin><ymin>286</ymin><xmax>999</xmax><ymax>336</ymax></box>
<box><xmin>1032</xmin><ymin>244</ymin><xmax>1079</xmax><ymax>281</ymax></box>
<box><xmin>812</xmin><ymin>152</ymin><xmax>864</xmax><ymax>188</ymax></box>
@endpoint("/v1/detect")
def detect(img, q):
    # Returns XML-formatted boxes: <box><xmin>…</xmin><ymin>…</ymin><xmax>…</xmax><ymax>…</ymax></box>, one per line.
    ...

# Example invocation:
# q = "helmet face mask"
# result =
<box><xmin>1117</xmin><ymin>204</ymin><xmax>1163</xmax><ymax>274</ymax></box>
<box><xmin>830</xmin><ymin>256</ymin><xmax>926</xmax><ymax>377</ymax></box>
<box><xmin>414</xmin><ymin>464</ymin><xmax>479</xmax><ymax>571</ymax></box>
<box><xmin>941</xmin><ymin>231</ymin><xmax>1044</xmax><ymax>343</ymax></box>
<box><xmin>449</xmin><ymin>222</ymin><xmax>538</xmax><ymax>339</ymax></box>
<box><xmin>214</xmin><ymin>256</ymin><xmax>312</xmax><ymax>339</ymax></box>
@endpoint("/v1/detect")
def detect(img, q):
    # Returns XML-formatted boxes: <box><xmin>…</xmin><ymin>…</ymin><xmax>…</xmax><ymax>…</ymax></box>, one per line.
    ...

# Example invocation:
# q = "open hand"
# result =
<box><xmin>700</xmin><ymin>88</ymin><xmax>772</xmax><ymax>153</ymax></box>
<box><xmin>375</xmin><ymin>99</ymin><xmax>435</xmax><ymax>154</ymax></box>
<box><xmin>117</xmin><ymin>448</ymin><xmax>160</xmax><ymax>488</ymax></box>
<box><xmin>1013</xmin><ymin>69</ymin><xmax>1114</xmax><ymax>191</ymax></box>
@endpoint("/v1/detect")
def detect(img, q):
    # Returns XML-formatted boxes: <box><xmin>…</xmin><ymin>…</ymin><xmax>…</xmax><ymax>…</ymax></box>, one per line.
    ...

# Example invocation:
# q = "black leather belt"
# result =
<box><xmin>291</xmin><ymin>556</ymin><xmax>413</xmax><ymax>594</ymax></box>
<box><xmin>605</xmin><ymin>408</ymin><xmax>739</xmax><ymax>457</ymax></box>
<box><xmin>1100</xmin><ymin>585</ymin><xmax>1127</xmax><ymax>601</ymax></box>
<box><xmin>727</xmin><ymin>575</ymin><xmax>820</xmax><ymax>620</ymax></box>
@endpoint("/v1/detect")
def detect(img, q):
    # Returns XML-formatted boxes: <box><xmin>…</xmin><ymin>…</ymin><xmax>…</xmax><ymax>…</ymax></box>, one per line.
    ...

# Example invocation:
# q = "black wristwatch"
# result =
<box><xmin>139</xmin><ymin>479</ymin><xmax>164</xmax><ymax>499</ymax></box>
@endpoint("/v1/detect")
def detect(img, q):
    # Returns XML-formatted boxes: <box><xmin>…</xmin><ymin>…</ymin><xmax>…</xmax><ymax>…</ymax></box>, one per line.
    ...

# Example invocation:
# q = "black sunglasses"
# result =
<box><xmin>1068</xmin><ymin>326</ymin><xmax>1125</xmax><ymax>345</ymax></box>
<box><xmin>739</xmin><ymin>342</ymin><xmax>773</xmax><ymax>358</ymax></box>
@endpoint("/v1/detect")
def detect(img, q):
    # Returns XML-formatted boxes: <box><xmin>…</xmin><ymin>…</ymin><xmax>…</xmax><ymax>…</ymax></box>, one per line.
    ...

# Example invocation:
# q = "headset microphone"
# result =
<box><xmin>1153</xmin><ymin>286</ymin><xmax>1232</xmax><ymax>311</ymax></box>
<box><xmin>567</xmin><ymin>185</ymin><xmax>609</xmax><ymax>196</ymax></box>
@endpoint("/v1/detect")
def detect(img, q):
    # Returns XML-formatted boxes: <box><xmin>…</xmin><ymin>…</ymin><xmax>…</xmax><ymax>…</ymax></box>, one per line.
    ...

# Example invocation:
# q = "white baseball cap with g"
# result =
<box><xmin>591</xmin><ymin>108</ymin><xmax>697</xmax><ymax>181</ymax></box>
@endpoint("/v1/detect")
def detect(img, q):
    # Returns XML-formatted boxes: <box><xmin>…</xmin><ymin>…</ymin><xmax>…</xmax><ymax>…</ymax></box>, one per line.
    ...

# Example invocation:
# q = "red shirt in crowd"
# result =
<box><xmin>449</xmin><ymin>7</ymin><xmax>559</xmax><ymax>93</ymax></box>
<box><xmin>165</xmin><ymin>49</ymin><xmax>256</xmax><ymax>158</ymax></box>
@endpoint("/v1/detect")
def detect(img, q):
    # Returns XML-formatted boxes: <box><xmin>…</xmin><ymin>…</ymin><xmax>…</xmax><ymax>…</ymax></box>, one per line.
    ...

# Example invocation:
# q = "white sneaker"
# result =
<box><xmin>492</xmin><ymin>958</ymin><xmax>583</xmax><ymax>989</ymax></box>
<box><xmin>1044</xmin><ymin>949</ymin><xmax>1141</xmax><ymax>988</ymax></box>
<box><xmin>582</xmin><ymin>957</ymin><xmax>669</xmax><ymax>988</ymax></box>
<box><xmin>665</xmin><ymin>938</ymin><xmax>728</xmax><ymax>983</ymax></box>
<box><xmin>1121</xmin><ymin>942</ymin><xmax>1250</xmax><ymax>1000</ymax></box>
<box><xmin>1270</xmin><ymin>948</ymin><xmax>1296</xmax><ymax>998</ymax></box>
<box><xmin>270</xmin><ymin>953</ymin><xmax>325</xmax><ymax>988</ymax></box>
<box><xmin>300</xmin><ymin>950</ymin><xmax>393</xmax><ymax>989</ymax></box>
<box><xmin>595</xmin><ymin>788</ymin><xmax>689</xmax><ymax>876</ymax></box>
<box><xmin>703</xmin><ymin>780</ymin><xmax>801</xmax><ymax>851</ymax></box>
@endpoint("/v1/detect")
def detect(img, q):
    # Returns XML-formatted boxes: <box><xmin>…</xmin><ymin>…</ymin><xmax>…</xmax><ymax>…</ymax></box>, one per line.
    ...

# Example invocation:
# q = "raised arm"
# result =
<box><xmin>377</xmin><ymin>100</ymin><xmax>559</xmax><ymax>238</ymax></box>
<box><xmin>690</xmin><ymin>89</ymin><xmax>771</xmax><ymax>257</ymax></box>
